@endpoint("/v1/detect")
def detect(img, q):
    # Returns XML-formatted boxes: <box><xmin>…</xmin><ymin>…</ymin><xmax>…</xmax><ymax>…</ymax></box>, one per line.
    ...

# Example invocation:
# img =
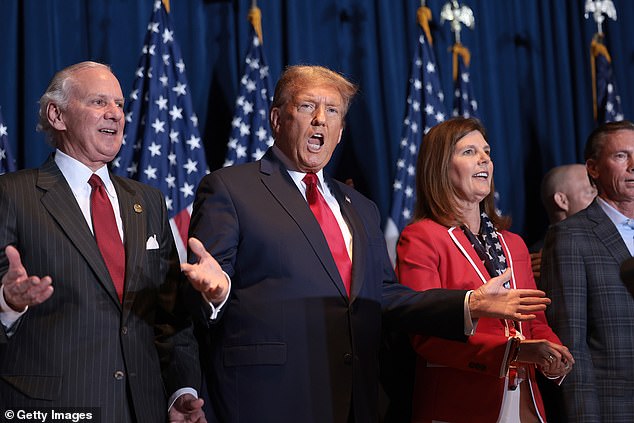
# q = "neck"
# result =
<box><xmin>601</xmin><ymin>195</ymin><xmax>634</xmax><ymax>219</ymax></box>
<box><xmin>458</xmin><ymin>203</ymin><xmax>481</xmax><ymax>233</ymax></box>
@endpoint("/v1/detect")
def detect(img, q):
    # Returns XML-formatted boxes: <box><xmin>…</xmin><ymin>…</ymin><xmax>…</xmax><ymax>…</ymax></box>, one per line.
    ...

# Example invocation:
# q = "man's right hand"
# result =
<box><xmin>469</xmin><ymin>269</ymin><xmax>550</xmax><ymax>321</ymax></box>
<box><xmin>2</xmin><ymin>245</ymin><xmax>53</xmax><ymax>312</ymax></box>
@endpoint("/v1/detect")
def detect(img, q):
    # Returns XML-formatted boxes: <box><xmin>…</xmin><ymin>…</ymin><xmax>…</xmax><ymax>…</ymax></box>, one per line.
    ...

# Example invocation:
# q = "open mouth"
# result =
<box><xmin>473</xmin><ymin>171</ymin><xmax>489</xmax><ymax>179</ymax></box>
<box><xmin>99</xmin><ymin>128</ymin><xmax>117</xmax><ymax>135</ymax></box>
<box><xmin>307</xmin><ymin>133</ymin><xmax>324</xmax><ymax>152</ymax></box>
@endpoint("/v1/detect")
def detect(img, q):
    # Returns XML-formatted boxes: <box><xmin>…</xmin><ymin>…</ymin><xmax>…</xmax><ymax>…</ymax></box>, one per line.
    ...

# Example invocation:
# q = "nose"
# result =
<box><xmin>478</xmin><ymin>151</ymin><xmax>490</xmax><ymax>164</ymax></box>
<box><xmin>312</xmin><ymin>105</ymin><xmax>326</xmax><ymax>126</ymax></box>
<box><xmin>105</xmin><ymin>102</ymin><xmax>123</xmax><ymax>121</ymax></box>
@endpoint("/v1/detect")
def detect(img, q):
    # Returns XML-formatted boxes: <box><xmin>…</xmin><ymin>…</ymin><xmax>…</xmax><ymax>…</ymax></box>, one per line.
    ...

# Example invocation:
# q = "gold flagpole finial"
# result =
<box><xmin>162</xmin><ymin>0</ymin><xmax>170</xmax><ymax>14</ymax></box>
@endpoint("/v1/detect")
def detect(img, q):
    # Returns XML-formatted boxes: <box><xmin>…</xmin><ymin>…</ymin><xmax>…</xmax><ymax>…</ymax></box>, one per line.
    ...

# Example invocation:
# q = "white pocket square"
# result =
<box><xmin>146</xmin><ymin>234</ymin><xmax>159</xmax><ymax>250</ymax></box>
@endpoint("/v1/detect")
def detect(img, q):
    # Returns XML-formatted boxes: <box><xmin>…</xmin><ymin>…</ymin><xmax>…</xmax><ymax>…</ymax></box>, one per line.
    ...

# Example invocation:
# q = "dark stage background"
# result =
<box><xmin>1</xmin><ymin>0</ymin><xmax>633</xmax><ymax>244</ymax></box>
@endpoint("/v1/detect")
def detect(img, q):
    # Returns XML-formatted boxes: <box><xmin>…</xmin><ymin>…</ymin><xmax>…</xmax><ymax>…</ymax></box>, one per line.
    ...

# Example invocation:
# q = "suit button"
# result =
<box><xmin>343</xmin><ymin>353</ymin><xmax>353</xmax><ymax>364</ymax></box>
<box><xmin>121</xmin><ymin>326</ymin><xmax>128</xmax><ymax>335</ymax></box>
<box><xmin>113</xmin><ymin>370</ymin><xmax>125</xmax><ymax>380</ymax></box>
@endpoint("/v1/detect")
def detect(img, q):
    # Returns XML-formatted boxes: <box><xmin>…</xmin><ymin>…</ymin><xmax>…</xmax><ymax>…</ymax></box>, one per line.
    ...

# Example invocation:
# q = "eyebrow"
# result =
<box><xmin>297</xmin><ymin>94</ymin><xmax>341</xmax><ymax>107</ymax></box>
<box><xmin>89</xmin><ymin>93</ymin><xmax>125</xmax><ymax>102</ymax></box>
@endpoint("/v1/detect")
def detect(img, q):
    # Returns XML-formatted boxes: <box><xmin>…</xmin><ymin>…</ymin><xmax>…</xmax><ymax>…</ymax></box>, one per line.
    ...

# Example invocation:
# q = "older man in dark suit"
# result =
<box><xmin>541</xmin><ymin>120</ymin><xmax>634</xmax><ymax>422</ymax></box>
<box><xmin>186</xmin><ymin>65</ymin><xmax>551</xmax><ymax>423</ymax></box>
<box><xmin>0</xmin><ymin>62</ymin><xmax>226</xmax><ymax>422</ymax></box>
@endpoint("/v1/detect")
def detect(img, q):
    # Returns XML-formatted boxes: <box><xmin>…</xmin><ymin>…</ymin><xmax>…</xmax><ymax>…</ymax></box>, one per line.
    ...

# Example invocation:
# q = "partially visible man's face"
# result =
<box><xmin>54</xmin><ymin>66</ymin><xmax>125</xmax><ymax>171</ymax></box>
<box><xmin>587</xmin><ymin>130</ymin><xmax>634</xmax><ymax>207</ymax></box>
<box><xmin>564</xmin><ymin>165</ymin><xmax>597</xmax><ymax>217</ymax></box>
<box><xmin>270</xmin><ymin>83</ymin><xmax>344</xmax><ymax>173</ymax></box>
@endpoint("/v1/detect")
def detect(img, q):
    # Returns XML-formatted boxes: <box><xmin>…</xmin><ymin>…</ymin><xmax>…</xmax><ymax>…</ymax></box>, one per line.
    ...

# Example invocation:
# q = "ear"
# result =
<box><xmin>553</xmin><ymin>192</ymin><xmax>569</xmax><ymax>212</ymax></box>
<box><xmin>336</xmin><ymin>127</ymin><xmax>343</xmax><ymax>144</ymax></box>
<box><xmin>47</xmin><ymin>103</ymin><xmax>66</xmax><ymax>131</ymax></box>
<box><xmin>586</xmin><ymin>159</ymin><xmax>599</xmax><ymax>181</ymax></box>
<box><xmin>270</xmin><ymin>107</ymin><xmax>280</xmax><ymax>136</ymax></box>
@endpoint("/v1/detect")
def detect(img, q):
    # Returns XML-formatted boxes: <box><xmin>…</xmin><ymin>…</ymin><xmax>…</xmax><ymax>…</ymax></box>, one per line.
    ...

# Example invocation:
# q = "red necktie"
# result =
<box><xmin>303</xmin><ymin>173</ymin><xmax>352</xmax><ymax>296</ymax></box>
<box><xmin>88</xmin><ymin>174</ymin><xmax>125</xmax><ymax>302</ymax></box>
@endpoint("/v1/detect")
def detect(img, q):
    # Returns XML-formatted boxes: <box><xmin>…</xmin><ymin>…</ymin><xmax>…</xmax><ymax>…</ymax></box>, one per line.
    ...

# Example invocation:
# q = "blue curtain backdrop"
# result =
<box><xmin>1</xmin><ymin>0</ymin><xmax>633</xmax><ymax>244</ymax></box>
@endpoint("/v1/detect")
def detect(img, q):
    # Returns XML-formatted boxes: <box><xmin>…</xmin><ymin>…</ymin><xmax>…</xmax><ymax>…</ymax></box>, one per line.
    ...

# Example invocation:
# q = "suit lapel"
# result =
<box><xmin>259</xmin><ymin>151</ymin><xmax>349</xmax><ymax>299</ymax></box>
<box><xmin>37</xmin><ymin>157</ymin><xmax>121</xmax><ymax>307</ymax></box>
<box><xmin>112</xmin><ymin>176</ymin><xmax>147</xmax><ymax>318</ymax></box>
<box><xmin>327</xmin><ymin>177</ymin><xmax>366</xmax><ymax>302</ymax></box>
<box><xmin>587</xmin><ymin>200</ymin><xmax>632</xmax><ymax>265</ymax></box>
<box><xmin>448</xmin><ymin>226</ymin><xmax>490</xmax><ymax>284</ymax></box>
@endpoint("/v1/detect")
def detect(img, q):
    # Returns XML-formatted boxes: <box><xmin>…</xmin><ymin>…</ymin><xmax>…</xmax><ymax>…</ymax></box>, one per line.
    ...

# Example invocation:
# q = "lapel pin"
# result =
<box><xmin>345</xmin><ymin>196</ymin><xmax>351</xmax><ymax>203</ymax></box>
<box><xmin>134</xmin><ymin>204</ymin><xmax>143</xmax><ymax>213</ymax></box>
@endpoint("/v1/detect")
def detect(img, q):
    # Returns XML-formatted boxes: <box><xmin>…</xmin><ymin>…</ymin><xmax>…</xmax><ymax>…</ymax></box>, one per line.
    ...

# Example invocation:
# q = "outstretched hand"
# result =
<box><xmin>469</xmin><ymin>269</ymin><xmax>550</xmax><ymax>321</ymax></box>
<box><xmin>1</xmin><ymin>245</ymin><xmax>53</xmax><ymax>312</ymax></box>
<box><xmin>181</xmin><ymin>238</ymin><xmax>228</xmax><ymax>304</ymax></box>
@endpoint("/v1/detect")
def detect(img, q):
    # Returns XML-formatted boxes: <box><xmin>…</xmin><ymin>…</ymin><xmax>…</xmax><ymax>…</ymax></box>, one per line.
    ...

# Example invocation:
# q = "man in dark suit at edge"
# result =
<box><xmin>185</xmin><ymin>65</ymin><xmax>551</xmax><ymax>423</ymax></box>
<box><xmin>0</xmin><ymin>61</ymin><xmax>228</xmax><ymax>422</ymax></box>
<box><xmin>541</xmin><ymin>120</ymin><xmax>634</xmax><ymax>422</ymax></box>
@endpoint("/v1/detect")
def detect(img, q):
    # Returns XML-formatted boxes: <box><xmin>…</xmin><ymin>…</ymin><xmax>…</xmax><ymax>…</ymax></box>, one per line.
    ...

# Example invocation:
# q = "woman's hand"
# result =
<box><xmin>516</xmin><ymin>339</ymin><xmax>574</xmax><ymax>378</ymax></box>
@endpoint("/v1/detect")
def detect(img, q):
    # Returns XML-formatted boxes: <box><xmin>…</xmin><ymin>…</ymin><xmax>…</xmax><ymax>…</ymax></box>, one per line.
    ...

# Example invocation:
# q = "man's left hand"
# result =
<box><xmin>169</xmin><ymin>393</ymin><xmax>207</xmax><ymax>423</ymax></box>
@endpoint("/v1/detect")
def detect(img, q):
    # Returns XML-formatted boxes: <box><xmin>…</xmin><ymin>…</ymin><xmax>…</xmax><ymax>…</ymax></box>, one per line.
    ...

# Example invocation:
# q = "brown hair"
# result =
<box><xmin>584</xmin><ymin>120</ymin><xmax>634</xmax><ymax>162</ymax></box>
<box><xmin>271</xmin><ymin>65</ymin><xmax>358</xmax><ymax>118</ymax></box>
<box><xmin>414</xmin><ymin>117</ymin><xmax>510</xmax><ymax>230</ymax></box>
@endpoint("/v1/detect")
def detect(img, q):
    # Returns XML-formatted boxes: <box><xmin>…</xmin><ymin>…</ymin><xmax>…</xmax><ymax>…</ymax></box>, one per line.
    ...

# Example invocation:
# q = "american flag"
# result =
<box><xmin>224</xmin><ymin>8</ymin><xmax>274</xmax><ymax>167</ymax></box>
<box><xmin>0</xmin><ymin>107</ymin><xmax>16</xmax><ymax>175</ymax></box>
<box><xmin>112</xmin><ymin>0</ymin><xmax>207</xmax><ymax>262</ymax></box>
<box><xmin>593</xmin><ymin>39</ymin><xmax>624</xmax><ymax>123</ymax></box>
<box><xmin>384</xmin><ymin>6</ymin><xmax>447</xmax><ymax>265</ymax></box>
<box><xmin>452</xmin><ymin>44</ymin><xmax>479</xmax><ymax>119</ymax></box>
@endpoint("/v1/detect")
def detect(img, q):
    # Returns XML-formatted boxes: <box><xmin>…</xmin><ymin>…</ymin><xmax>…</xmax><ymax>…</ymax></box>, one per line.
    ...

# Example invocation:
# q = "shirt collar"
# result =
<box><xmin>596</xmin><ymin>196</ymin><xmax>633</xmax><ymax>228</ymax></box>
<box><xmin>271</xmin><ymin>145</ymin><xmax>326</xmax><ymax>188</ymax></box>
<box><xmin>54</xmin><ymin>149</ymin><xmax>116</xmax><ymax>197</ymax></box>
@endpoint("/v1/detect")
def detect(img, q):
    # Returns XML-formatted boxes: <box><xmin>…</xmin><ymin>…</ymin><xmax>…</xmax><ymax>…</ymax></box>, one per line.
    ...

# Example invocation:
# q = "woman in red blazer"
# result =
<box><xmin>396</xmin><ymin>117</ymin><xmax>574</xmax><ymax>423</ymax></box>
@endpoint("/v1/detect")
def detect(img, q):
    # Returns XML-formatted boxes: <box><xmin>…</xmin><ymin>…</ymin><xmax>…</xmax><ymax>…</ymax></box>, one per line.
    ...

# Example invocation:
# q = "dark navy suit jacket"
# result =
<box><xmin>190</xmin><ymin>148</ymin><xmax>467</xmax><ymax>423</ymax></box>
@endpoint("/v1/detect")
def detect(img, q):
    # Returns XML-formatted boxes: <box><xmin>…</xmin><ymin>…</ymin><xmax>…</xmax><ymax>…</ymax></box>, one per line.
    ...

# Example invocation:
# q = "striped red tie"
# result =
<box><xmin>88</xmin><ymin>174</ymin><xmax>125</xmax><ymax>302</ymax></box>
<box><xmin>303</xmin><ymin>173</ymin><xmax>352</xmax><ymax>296</ymax></box>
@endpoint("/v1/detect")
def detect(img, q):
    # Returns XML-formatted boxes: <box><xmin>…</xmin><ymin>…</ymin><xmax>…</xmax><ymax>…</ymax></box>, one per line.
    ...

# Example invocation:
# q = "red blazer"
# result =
<box><xmin>396</xmin><ymin>219</ymin><xmax>561</xmax><ymax>423</ymax></box>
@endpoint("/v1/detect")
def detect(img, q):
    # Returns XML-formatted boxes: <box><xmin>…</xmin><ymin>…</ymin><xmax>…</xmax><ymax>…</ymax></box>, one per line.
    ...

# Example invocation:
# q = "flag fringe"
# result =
<box><xmin>248</xmin><ymin>6</ymin><xmax>264</xmax><ymax>44</ymax></box>
<box><xmin>590</xmin><ymin>34</ymin><xmax>611</xmax><ymax>121</ymax></box>
<box><xmin>451</xmin><ymin>43</ymin><xmax>471</xmax><ymax>82</ymax></box>
<box><xmin>417</xmin><ymin>6</ymin><xmax>433</xmax><ymax>46</ymax></box>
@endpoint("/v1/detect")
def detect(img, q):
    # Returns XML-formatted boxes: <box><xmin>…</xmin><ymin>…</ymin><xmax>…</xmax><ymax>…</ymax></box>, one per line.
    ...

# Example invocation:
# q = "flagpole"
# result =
<box><xmin>585</xmin><ymin>0</ymin><xmax>618</xmax><ymax>121</ymax></box>
<box><xmin>163</xmin><ymin>0</ymin><xmax>170</xmax><ymax>14</ymax></box>
<box><xmin>113</xmin><ymin>0</ymin><xmax>208</xmax><ymax>262</ymax></box>
<box><xmin>440</xmin><ymin>0</ymin><xmax>474</xmax><ymax>82</ymax></box>
<box><xmin>384</xmin><ymin>2</ymin><xmax>448</xmax><ymax>265</ymax></box>
<box><xmin>223</xmin><ymin>0</ymin><xmax>274</xmax><ymax>167</ymax></box>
